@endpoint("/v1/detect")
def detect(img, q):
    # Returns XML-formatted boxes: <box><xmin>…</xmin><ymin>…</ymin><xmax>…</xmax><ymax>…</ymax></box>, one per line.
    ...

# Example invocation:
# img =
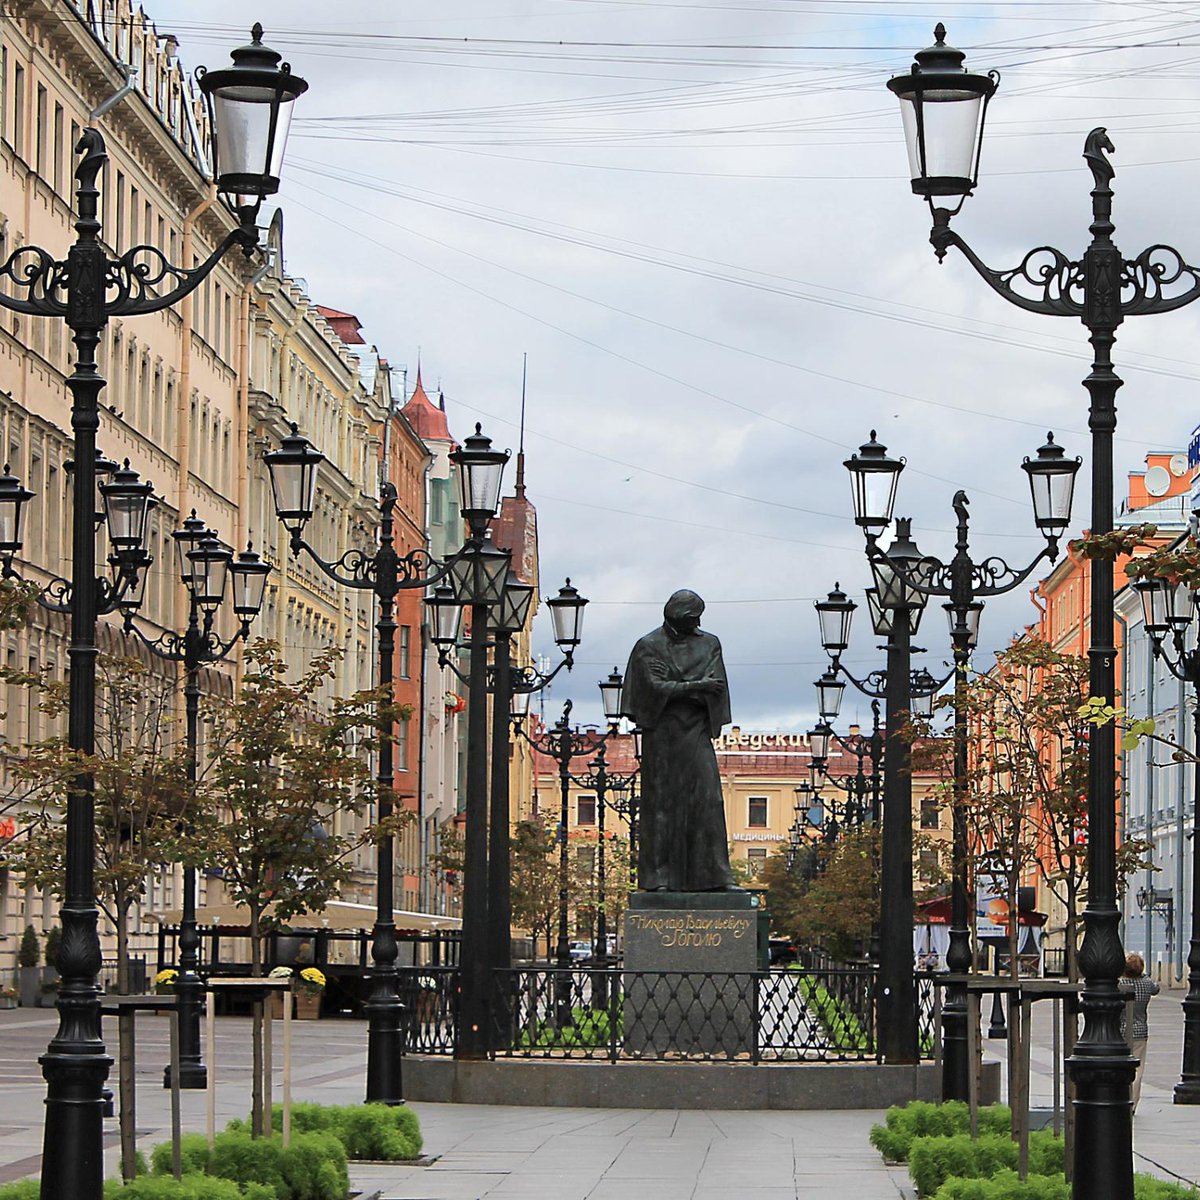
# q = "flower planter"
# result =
<box><xmin>295</xmin><ymin>989</ymin><xmax>322</xmax><ymax>1020</ymax></box>
<box><xmin>18</xmin><ymin>966</ymin><xmax>39</xmax><ymax>1008</ymax></box>
<box><xmin>0</xmin><ymin>995</ymin><xmax>17</xmax><ymax>1009</ymax></box>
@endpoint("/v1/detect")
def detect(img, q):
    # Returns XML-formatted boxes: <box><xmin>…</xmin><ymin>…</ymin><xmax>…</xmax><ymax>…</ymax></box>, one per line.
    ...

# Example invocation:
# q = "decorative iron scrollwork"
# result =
<box><xmin>0</xmin><ymin>245</ymin><xmax>69</xmax><ymax>317</ymax></box>
<box><xmin>1121</xmin><ymin>244</ymin><xmax>1200</xmax><ymax>316</ymax></box>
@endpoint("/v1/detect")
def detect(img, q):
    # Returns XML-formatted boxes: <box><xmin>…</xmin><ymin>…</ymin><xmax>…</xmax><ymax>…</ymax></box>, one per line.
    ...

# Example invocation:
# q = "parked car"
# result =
<box><xmin>769</xmin><ymin>938</ymin><xmax>798</xmax><ymax>966</ymax></box>
<box><xmin>569</xmin><ymin>941</ymin><xmax>593</xmax><ymax>962</ymax></box>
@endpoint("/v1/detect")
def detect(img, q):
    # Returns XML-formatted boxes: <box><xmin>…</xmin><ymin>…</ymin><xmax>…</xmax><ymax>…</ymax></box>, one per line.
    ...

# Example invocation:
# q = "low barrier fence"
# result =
<box><xmin>399</xmin><ymin>965</ymin><xmax>939</xmax><ymax>1064</ymax></box>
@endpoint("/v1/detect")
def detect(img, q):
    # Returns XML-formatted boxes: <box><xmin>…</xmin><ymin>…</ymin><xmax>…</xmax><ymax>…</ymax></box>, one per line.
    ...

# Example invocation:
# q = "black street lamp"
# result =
<box><xmin>825</xmin><ymin>523</ymin><xmax>936</xmax><ymax>1060</ymax></box>
<box><xmin>816</xmin><ymin>549</ymin><xmax>944</xmax><ymax>1063</ymax></box>
<box><xmin>1133</xmin><ymin>573</ymin><xmax>1200</xmax><ymax>1104</ymax></box>
<box><xmin>264</xmin><ymin>422</ymin><xmax>501</xmax><ymax>1098</ymax></box>
<box><xmin>567</xmin><ymin>677</ymin><xmax>639</xmax><ymax>983</ymax></box>
<box><xmin>887</xmin><ymin>27</ymin><xmax>1200</xmax><ymax>1192</ymax></box>
<box><xmin>120</xmin><ymin>517</ymin><xmax>270</xmax><ymax>1089</ymax></box>
<box><xmin>434</xmin><ymin>568</ymin><xmax>585</xmax><ymax>1050</ymax></box>
<box><xmin>0</xmin><ymin>27</ymin><xmax>305</xmax><ymax>1198</ymax></box>
<box><xmin>441</xmin><ymin>427</ymin><xmax>512</xmax><ymax>1062</ymax></box>
<box><xmin>854</xmin><ymin>441</ymin><xmax>1079</xmax><ymax>1101</ymax></box>
<box><xmin>513</xmin><ymin>699</ymin><xmax>600</xmax><ymax>1019</ymax></box>
<box><xmin>812</xmin><ymin>703</ymin><xmax>883</xmax><ymax>829</ymax></box>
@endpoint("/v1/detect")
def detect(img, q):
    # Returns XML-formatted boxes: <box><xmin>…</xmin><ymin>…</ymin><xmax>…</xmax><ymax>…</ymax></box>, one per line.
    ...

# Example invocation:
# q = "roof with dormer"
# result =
<box><xmin>401</xmin><ymin>367</ymin><xmax>452</xmax><ymax>443</ymax></box>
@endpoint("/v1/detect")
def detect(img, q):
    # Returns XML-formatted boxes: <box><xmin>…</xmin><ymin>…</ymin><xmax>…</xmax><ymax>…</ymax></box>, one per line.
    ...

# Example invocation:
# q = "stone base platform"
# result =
<box><xmin>402</xmin><ymin>1056</ymin><xmax>1001</xmax><ymax>1110</ymax></box>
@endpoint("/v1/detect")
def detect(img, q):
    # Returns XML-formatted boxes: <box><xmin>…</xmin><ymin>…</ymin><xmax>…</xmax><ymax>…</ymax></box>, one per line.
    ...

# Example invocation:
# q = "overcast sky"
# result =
<box><xmin>144</xmin><ymin>1</ymin><xmax>1200</xmax><ymax>732</ymax></box>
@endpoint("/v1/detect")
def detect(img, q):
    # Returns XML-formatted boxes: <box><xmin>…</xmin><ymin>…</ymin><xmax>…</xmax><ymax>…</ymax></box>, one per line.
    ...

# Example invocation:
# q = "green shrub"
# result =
<box><xmin>17</xmin><ymin>925</ymin><xmax>38</xmax><ymax>968</ymax></box>
<box><xmin>932</xmin><ymin>1170</ymin><xmax>1198</xmax><ymax>1200</ymax></box>
<box><xmin>150</xmin><ymin>1130</ymin><xmax>345</xmax><ymax>1200</ymax></box>
<box><xmin>105</xmin><ymin>1175</ymin><xmax>271</xmax><ymax>1200</ymax></box>
<box><xmin>932</xmin><ymin>1171</ymin><xmax>1070</xmax><ymax>1200</ymax></box>
<box><xmin>910</xmin><ymin>1131</ymin><xmax>1062</xmax><ymax>1197</ymax></box>
<box><xmin>151</xmin><ymin>1134</ymin><xmax>211</xmax><ymax>1178</ymax></box>
<box><xmin>870</xmin><ymin>1102</ymin><xmax>1012</xmax><ymax>1163</ymax></box>
<box><xmin>228</xmin><ymin>1102</ymin><xmax>422</xmax><ymax>1162</ymax></box>
<box><xmin>798</xmin><ymin>977</ymin><xmax>869</xmax><ymax>1051</ymax></box>
<box><xmin>0</xmin><ymin>1180</ymin><xmax>40</xmax><ymax>1200</ymax></box>
<box><xmin>910</xmin><ymin>1134</ymin><xmax>1020</xmax><ymax>1197</ymax></box>
<box><xmin>517</xmin><ymin>1006</ymin><xmax>619</xmax><ymax>1050</ymax></box>
<box><xmin>43</xmin><ymin>925</ymin><xmax>61</xmax><ymax>968</ymax></box>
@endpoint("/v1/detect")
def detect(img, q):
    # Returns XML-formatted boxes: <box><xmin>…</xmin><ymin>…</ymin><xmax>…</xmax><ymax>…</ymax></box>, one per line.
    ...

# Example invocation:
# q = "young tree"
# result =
<box><xmin>8</xmin><ymin>653</ymin><xmax>190</xmax><ymax>992</ymax></box>
<box><xmin>191</xmin><ymin>640</ymin><xmax>404</xmax><ymax>974</ymax></box>
<box><xmin>792</xmin><ymin>827</ymin><xmax>880</xmax><ymax>961</ymax></box>
<box><xmin>509</xmin><ymin>817</ymin><xmax>558</xmax><ymax>959</ymax></box>
<box><xmin>956</xmin><ymin>638</ymin><xmax>1148</xmax><ymax>980</ymax></box>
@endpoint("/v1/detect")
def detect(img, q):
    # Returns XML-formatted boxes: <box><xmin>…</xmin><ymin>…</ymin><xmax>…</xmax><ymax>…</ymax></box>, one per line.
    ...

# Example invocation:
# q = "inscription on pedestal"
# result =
<box><xmin>623</xmin><ymin>896</ymin><xmax>759</xmax><ymax>1056</ymax></box>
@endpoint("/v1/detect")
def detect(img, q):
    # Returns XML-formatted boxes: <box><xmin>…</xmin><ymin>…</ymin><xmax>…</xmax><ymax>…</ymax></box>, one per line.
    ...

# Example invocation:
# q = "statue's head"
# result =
<box><xmin>664</xmin><ymin>589</ymin><xmax>704</xmax><ymax>635</ymax></box>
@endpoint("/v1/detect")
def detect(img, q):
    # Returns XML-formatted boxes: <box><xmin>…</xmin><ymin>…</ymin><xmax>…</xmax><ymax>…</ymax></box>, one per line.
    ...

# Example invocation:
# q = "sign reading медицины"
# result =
<box><xmin>625</xmin><ymin>911</ymin><xmax>754</xmax><ymax>949</ymax></box>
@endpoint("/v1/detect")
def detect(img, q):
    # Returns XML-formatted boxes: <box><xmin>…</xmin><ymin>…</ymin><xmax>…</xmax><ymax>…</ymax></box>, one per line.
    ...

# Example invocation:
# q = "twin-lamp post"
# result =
<box><xmin>0</xmin><ymin>25</ymin><xmax>306</xmax><ymax>1199</ymax></box>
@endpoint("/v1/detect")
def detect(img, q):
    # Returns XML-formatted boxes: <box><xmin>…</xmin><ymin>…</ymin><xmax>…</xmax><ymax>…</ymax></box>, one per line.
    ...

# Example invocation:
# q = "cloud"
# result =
<box><xmin>150</xmin><ymin>1</ymin><xmax>1200</xmax><ymax>731</ymax></box>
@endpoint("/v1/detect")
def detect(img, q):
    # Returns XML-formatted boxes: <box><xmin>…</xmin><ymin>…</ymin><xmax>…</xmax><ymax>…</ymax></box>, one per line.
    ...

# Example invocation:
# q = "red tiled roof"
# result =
<box><xmin>314</xmin><ymin>305</ymin><xmax>366</xmax><ymax>345</ymax></box>
<box><xmin>401</xmin><ymin>366</ymin><xmax>452</xmax><ymax>442</ymax></box>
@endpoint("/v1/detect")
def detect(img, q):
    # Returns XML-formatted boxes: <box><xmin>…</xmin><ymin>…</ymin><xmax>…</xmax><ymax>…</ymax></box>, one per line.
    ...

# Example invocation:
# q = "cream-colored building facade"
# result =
<box><xmin>0</xmin><ymin>0</ymin><xmax>401</xmax><ymax>975</ymax></box>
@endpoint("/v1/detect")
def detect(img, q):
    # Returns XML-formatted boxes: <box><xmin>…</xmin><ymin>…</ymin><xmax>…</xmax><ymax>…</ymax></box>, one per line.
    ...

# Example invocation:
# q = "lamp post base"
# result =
<box><xmin>162</xmin><ymin>1062</ymin><xmax>207</xmax><ymax>1090</ymax></box>
<box><xmin>364</xmin><ymin>986</ymin><xmax>406</xmax><ymax>1105</ymax></box>
<box><xmin>1173</xmin><ymin>1079</ymin><xmax>1200</xmax><ymax>1105</ymax></box>
<box><xmin>40</xmin><ymin>1047</ymin><xmax>113</xmax><ymax>1200</ymax></box>
<box><xmin>940</xmin><ymin>994</ymin><xmax>969</xmax><ymax>1102</ymax></box>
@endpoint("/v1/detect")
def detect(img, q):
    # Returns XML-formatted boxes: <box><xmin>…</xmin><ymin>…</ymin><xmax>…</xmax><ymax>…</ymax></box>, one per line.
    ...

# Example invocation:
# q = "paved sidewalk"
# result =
<box><xmin>2</xmin><ymin>990</ymin><xmax>1199</xmax><ymax>1198</ymax></box>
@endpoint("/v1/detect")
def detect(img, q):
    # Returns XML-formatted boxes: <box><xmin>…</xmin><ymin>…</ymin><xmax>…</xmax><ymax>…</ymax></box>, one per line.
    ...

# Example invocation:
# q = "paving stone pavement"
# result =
<box><xmin>2</xmin><ymin>987</ymin><xmax>1199</xmax><ymax>1199</ymax></box>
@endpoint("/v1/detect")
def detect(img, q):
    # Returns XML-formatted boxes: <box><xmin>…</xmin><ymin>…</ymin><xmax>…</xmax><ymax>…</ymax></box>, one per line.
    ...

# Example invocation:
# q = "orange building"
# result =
<box><xmin>1008</xmin><ymin>449</ymin><xmax>1191</xmax><ymax>965</ymax></box>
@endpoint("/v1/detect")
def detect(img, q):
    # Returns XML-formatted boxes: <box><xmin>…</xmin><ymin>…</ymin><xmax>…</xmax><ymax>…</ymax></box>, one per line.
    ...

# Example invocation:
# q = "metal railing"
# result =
<box><xmin>399</xmin><ymin>965</ymin><xmax>939</xmax><ymax>1063</ymax></box>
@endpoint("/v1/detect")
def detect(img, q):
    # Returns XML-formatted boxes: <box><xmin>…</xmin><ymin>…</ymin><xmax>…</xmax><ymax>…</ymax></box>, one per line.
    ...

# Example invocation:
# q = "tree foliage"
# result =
<box><xmin>509</xmin><ymin>817</ymin><xmax>558</xmax><ymax>957</ymax></box>
<box><xmin>191</xmin><ymin>640</ymin><xmax>403</xmax><ymax>973</ymax></box>
<box><xmin>7</xmin><ymin>652</ymin><xmax>191</xmax><ymax>991</ymax></box>
<box><xmin>953</xmin><ymin>637</ymin><xmax>1149</xmax><ymax>980</ymax></box>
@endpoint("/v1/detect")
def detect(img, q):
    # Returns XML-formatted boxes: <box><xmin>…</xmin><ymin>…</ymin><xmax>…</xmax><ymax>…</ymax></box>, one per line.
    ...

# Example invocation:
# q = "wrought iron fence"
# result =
<box><xmin>400</xmin><ymin>965</ymin><xmax>939</xmax><ymax>1063</ymax></box>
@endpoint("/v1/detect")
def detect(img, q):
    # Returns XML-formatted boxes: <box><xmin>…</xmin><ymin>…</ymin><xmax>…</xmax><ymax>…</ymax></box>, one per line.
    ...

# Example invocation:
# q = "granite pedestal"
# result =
<box><xmin>623</xmin><ymin>891</ymin><xmax>759</xmax><ymax>1056</ymax></box>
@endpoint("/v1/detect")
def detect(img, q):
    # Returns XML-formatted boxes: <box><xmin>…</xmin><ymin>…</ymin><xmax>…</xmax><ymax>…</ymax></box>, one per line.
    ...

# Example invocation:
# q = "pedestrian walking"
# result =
<box><xmin>1118</xmin><ymin>952</ymin><xmax>1159</xmax><ymax>1113</ymax></box>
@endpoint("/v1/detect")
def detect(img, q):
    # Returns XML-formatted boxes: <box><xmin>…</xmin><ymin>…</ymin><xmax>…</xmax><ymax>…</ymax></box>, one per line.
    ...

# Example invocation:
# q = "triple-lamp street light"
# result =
<box><xmin>1134</xmin><ymin>572</ymin><xmax>1200</xmax><ymax>1104</ymax></box>
<box><xmin>263</xmin><ymin>420</ymin><xmax>515</xmax><ymax>1091</ymax></box>
<box><xmin>427</xmin><ymin>563</ymin><xmax>587</xmax><ymax>1051</ymax></box>
<box><xmin>568</xmin><ymin>673</ymin><xmax>641</xmax><ymax>980</ymax></box>
<box><xmin>845</xmin><ymin>428</ymin><xmax>1080</xmax><ymax>1102</ymax></box>
<box><xmin>813</xmin><ymin>569</ymin><xmax>942</xmax><ymax>1063</ymax></box>
<box><xmin>0</xmin><ymin>24</ymin><xmax>306</xmax><ymax>1199</ymax></box>
<box><xmin>886</xmin><ymin>24</ymin><xmax>1200</xmax><ymax>1193</ymax></box>
<box><xmin>122</xmin><ymin>512</ymin><xmax>271</xmax><ymax>1091</ymax></box>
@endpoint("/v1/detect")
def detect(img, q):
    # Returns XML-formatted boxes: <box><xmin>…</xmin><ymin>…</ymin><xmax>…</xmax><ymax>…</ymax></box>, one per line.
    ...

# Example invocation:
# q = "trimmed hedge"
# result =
<box><xmin>870</xmin><ymin>1102</ymin><xmax>1012</xmax><ymax>1163</ymax></box>
<box><xmin>108</xmin><ymin>1178</ymin><xmax>275</xmax><ymax>1200</ymax></box>
<box><xmin>909</xmin><ymin>1132</ymin><xmax>1064</xmax><ymax>1197</ymax></box>
<box><xmin>798</xmin><ymin>977</ymin><xmax>869</xmax><ymax>1052</ymax></box>
<box><xmin>0</xmin><ymin>1182</ymin><xmax>39</xmax><ymax>1200</ymax></box>
<box><xmin>0</xmin><ymin>1179</ymin><xmax>276</xmax><ymax>1200</ymax></box>
<box><xmin>227</xmin><ymin>1102</ymin><xmax>422</xmax><ymax>1162</ymax></box>
<box><xmin>932</xmin><ymin>1170</ymin><xmax>1199</xmax><ymax>1200</ymax></box>
<box><xmin>517</xmin><ymin>1006</ymin><xmax>619</xmax><ymax>1050</ymax></box>
<box><xmin>149</xmin><ymin>1130</ymin><xmax>347</xmax><ymax>1200</ymax></box>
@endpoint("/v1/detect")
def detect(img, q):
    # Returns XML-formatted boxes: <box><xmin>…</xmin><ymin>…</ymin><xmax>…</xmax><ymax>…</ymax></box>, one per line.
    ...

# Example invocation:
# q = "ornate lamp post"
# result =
<box><xmin>818</xmin><ymin>511</ymin><xmax>934</xmax><ymax>1063</ymax></box>
<box><xmin>431</xmin><ymin>569</ymin><xmax>586</xmax><ymax>1050</ymax></box>
<box><xmin>264</xmin><ymin>422</ymin><xmax>506</xmax><ymax>1094</ymax></box>
<box><xmin>1133</xmin><ymin>573</ymin><xmax>1200</xmax><ymax>1103</ymax></box>
<box><xmin>0</xmin><ymin>26</ymin><xmax>305</xmax><ymax>1198</ymax></box>
<box><xmin>886</xmin><ymin>27</ymin><xmax>1200</xmax><ymax>1191</ymax></box>
<box><xmin>851</xmin><ymin>436</ymin><xmax>1080</xmax><ymax>1101</ymax></box>
<box><xmin>513</xmin><ymin>699</ymin><xmax>600</xmax><ymax>1022</ymax></box>
<box><xmin>120</xmin><ymin>515</ymin><xmax>270</xmax><ymax>1089</ymax></box>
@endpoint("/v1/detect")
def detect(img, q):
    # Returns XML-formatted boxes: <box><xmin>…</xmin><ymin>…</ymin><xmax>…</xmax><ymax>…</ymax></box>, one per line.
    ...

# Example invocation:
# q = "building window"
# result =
<box><xmin>577</xmin><ymin>794</ymin><xmax>596</xmax><ymax>826</ymax></box>
<box><xmin>747</xmin><ymin>847</ymin><xmax>767</xmax><ymax>878</ymax></box>
<box><xmin>920</xmin><ymin>798</ymin><xmax>940</xmax><ymax>830</ymax></box>
<box><xmin>397</xmin><ymin>717</ymin><xmax>409</xmax><ymax>772</ymax></box>
<box><xmin>399</xmin><ymin>625</ymin><xmax>411</xmax><ymax>680</ymax></box>
<box><xmin>748</xmin><ymin>795</ymin><xmax>768</xmax><ymax>828</ymax></box>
